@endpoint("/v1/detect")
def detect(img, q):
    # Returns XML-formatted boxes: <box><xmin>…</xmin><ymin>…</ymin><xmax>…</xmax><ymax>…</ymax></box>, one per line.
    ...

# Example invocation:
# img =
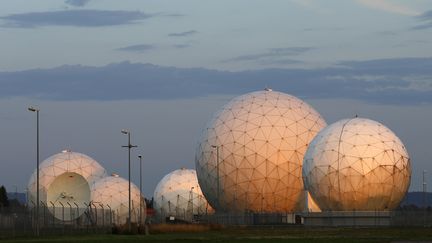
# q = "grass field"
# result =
<box><xmin>2</xmin><ymin>226</ymin><xmax>432</xmax><ymax>243</ymax></box>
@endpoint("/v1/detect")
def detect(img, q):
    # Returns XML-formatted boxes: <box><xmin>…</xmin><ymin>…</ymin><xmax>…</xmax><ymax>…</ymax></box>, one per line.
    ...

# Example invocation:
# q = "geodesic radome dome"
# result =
<box><xmin>90</xmin><ymin>175</ymin><xmax>146</xmax><ymax>225</ymax></box>
<box><xmin>154</xmin><ymin>168</ymin><xmax>214</xmax><ymax>221</ymax></box>
<box><xmin>27</xmin><ymin>150</ymin><xmax>107</xmax><ymax>220</ymax></box>
<box><xmin>303</xmin><ymin>118</ymin><xmax>411</xmax><ymax>211</ymax></box>
<box><xmin>195</xmin><ymin>89</ymin><xmax>327</xmax><ymax>212</ymax></box>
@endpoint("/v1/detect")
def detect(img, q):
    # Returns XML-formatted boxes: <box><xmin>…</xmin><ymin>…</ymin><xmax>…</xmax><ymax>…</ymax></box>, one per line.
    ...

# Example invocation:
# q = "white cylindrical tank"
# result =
<box><xmin>90</xmin><ymin>174</ymin><xmax>146</xmax><ymax>225</ymax></box>
<box><xmin>27</xmin><ymin>150</ymin><xmax>107</xmax><ymax>220</ymax></box>
<box><xmin>303</xmin><ymin>118</ymin><xmax>411</xmax><ymax>211</ymax></box>
<box><xmin>153</xmin><ymin>168</ymin><xmax>213</xmax><ymax>221</ymax></box>
<box><xmin>195</xmin><ymin>89</ymin><xmax>326</xmax><ymax>212</ymax></box>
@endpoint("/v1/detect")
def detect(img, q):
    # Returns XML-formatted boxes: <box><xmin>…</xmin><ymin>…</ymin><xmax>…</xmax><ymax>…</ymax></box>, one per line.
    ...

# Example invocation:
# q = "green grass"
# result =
<box><xmin>2</xmin><ymin>226</ymin><xmax>432</xmax><ymax>243</ymax></box>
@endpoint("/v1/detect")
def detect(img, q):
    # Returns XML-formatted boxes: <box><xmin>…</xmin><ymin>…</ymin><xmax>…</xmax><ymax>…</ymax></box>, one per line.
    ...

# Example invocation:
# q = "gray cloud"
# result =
<box><xmin>168</xmin><ymin>30</ymin><xmax>198</xmax><ymax>37</ymax></box>
<box><xmin>0</xmin><ymin>10</ymin><xmax>153</xmax><ymax>28</ymax></box>
<box><xmin>258</xmin><ymin>59</ymin><xmax>303</xmax><ymax>65</ymax></box>
<box><xmin>376</xmin><ymin>31</ymin><xmax>398</xmax><ymax>36</ymax></box>
<box><xmin>173</xmin><ymin>44</ymin><xmax>191</xmax><ymax>49</ymax></box>
<box><xmin>65</xmin><ymin>0</ymin><xmax>91</xmax><ymax>7</ymax></box>
<box><xmin>224</xmin><ymin>47</ymin><xmax>313</xmax><ymax>63</ymax></box>
<box><xmin>412</xmin><ymin>10</ymin><xmax>432</xmax><ymax>30</ymax></box>
<box><xmin>0</xmin><ymin>57</ymin><xmax>431</xmax><ymax>104</ymax></box>
<box><xmin>116</xmin><ymin>44</ymin><xmax>156</xmax><ymax>52</ymax></box>
<box><xmin>159</xmin><ymin>13</ymin><xmax>184</xmax><ymax>17</ymax></box>
<box><xmin>302</xmin><ymin>27</ymin><xmax>345</xmax><ymax>32</ymax></box>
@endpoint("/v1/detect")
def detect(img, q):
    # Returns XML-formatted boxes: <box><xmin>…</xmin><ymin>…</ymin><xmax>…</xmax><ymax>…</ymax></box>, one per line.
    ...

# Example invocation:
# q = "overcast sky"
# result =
<box><xmin>0</xmin><ymin>0</ymin><xmax>431</xmax><ymax>197</ymax></box>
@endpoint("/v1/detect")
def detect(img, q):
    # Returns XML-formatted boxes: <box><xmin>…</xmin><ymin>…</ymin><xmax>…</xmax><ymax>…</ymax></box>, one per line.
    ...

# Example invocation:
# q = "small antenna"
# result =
<box><xmin>264</xmin><ymin>86</ymin><xmax>272</xmax><ymax>91</ymax></box>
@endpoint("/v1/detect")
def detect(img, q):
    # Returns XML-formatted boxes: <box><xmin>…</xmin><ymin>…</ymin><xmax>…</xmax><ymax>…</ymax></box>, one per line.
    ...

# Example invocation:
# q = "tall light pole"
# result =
<box><xmin>121</xmin><ymin>129</ymin><xmax>137</xmax><ymax>232</ymax></box>
<box><xmin>28</xmin><ymin>106</ymin><xmax>40</xmax><ymax>236</ymax></box>
<box><xmin>211</xmin><ymin>145</ymin><xmax>220</xmax><ymax>210</ymax></box>
<box><xmin>138</xmin><ymin>154</ymin><xmax>143</xmax><ymax>226</ymax></box>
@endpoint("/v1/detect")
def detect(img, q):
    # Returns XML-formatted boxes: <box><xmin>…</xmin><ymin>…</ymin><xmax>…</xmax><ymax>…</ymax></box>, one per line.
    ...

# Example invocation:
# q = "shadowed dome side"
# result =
<box><xmin>303</xmin><ymin>118</ymin><xmax>411</xmax><ymax>211</ymax></box>
<box><xmin>195</xmin><ymin>89</ymin><xmax>326</xmax><ymax>213</ymax></box>
<box><xmin>27</xmin><ymin>150</ymin><xmax>107</xmax><ymax>220</ymax></box>
<box><xmin>154</xmin><ymin>168</ymin><xmax>213</xmax><ymax>221</ymax></box>
<box><xmin>90</xmin><ymin>175</ymin><xmax>146</xmax><ymax>225</ymax></box>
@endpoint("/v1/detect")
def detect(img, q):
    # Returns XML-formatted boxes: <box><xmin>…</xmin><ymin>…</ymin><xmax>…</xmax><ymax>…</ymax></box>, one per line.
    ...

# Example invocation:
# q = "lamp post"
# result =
<box><xmin>121</xmin><ymin>129</ymin><xmax>137</xmax><ymax>232</ymax></box>
<box><xmin>28</xmin><ymin>106</ymin><xmax>40</xmax><ymax>236</ymax></box>
<box><xmin>211</xmin><ymin>145</ymin><xmax>220</xmax><ymax>209</ymax></box>
<box><xmin>138</xmin><ymin>154</ymin><xmax>143</xmax><ymax>226</ymax></box>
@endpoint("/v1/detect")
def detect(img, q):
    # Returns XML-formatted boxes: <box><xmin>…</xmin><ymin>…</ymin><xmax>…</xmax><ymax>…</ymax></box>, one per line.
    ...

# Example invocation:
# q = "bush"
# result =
<box><xmin>149</xmin><ymin>223</ymin><xmax>222</xmax><ymax>234</ymax></box>
<box><xmin>112</xmin><ymin>223</ymin><xmax>140</xmax><ymax>234</ymax></box>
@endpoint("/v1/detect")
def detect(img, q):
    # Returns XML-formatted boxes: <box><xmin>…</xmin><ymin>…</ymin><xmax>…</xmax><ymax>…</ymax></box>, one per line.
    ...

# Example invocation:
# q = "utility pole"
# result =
<box><xmin>121</xmin><ymin>130</ymin><xmax>137</xmax><ymax>232</ymax></box>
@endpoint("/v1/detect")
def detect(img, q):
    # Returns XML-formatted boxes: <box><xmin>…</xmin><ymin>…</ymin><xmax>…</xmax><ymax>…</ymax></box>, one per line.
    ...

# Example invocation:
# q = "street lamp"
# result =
<box><xmin>211</xmin><ymin>145</ymin><xmax>220</xmax><ymax>209</ymax></box>
<box><xmin>121</xmin><ymin>129</ymin><xmax>137</xmax><ymax>232</ymax></box>
<box><xmin>138</xmin><ymin>154</ymin><xmax>143</xmax><ymax>226</ymax></box>
<box><xmin>28</xmin><ymin>106</ymin><xmax>40</xmax><ymax>236</ymax></box>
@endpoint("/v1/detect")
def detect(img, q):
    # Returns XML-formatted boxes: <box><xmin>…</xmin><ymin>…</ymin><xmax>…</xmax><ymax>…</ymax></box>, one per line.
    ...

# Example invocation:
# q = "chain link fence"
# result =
<box><xmin>303</xmin><ymin>209</ymin><xmax>432</xmax><ymax>227</ymax></box>
<box><xmin>0</xmin><ymin>202</ymin><xmax>113</xmax><ymax>238</ymax></box>
<box><xmin>2</xmin><ymin>205</ymin><xmax>432</xmax><ymax>238</ymax></box>
<box><xmin>153</xmin><ymin>208</ymin><xmax>432</xmax><ymax>227</ymax></box>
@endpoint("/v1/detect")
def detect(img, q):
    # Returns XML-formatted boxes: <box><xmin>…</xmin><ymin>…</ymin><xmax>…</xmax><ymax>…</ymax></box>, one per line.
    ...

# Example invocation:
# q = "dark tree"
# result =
<box><xmin>145</xmin><ymin>197</ymin><xmax>154</xmax><ymax>208</ymax></box>
<box><xmin>0</xmin><ymin>185</ymin><xmax>9</xmax><ymax>207</ymax></box>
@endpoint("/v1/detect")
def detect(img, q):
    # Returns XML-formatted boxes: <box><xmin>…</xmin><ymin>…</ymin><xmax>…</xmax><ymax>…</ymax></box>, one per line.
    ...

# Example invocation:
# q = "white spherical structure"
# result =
<box><xmin>196</xmin><ymin>89</ymin><xmax>326</xmax><ymax>212</ymax></box>
<box><xmin>90</xmin><ymin>175</ymin><xmax>146</xmax><ymax>225</ymax></box>
<box><xmin>27</xmin><ymin>150</ymin><xmax>107</xmax><ymax>220</ymax></box>
<box><xmin>303</xmin><ymin>118</ymin><xmax>411</xmax><ymax>211</ymax></box>
<box><xmin>154</xmin><ymin>168</ymin><xmax>214</xmax><ymax>221</ymax></box>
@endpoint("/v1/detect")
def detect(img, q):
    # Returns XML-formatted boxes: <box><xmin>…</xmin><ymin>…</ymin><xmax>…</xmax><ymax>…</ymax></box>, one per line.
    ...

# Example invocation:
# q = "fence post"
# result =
<box><xmin>58</xmin><ymin>202</ymin><xmax>65</xmax><ymax>233</ymax></box>
<box><xmin>49</xmin><ymin>201</ymin><xmax>55</xmax><ymax>227</ymax></box>
<box><xmin>106</xmin><ymin>204</ymin><xmax>112</xmax><ymax>227</ymax></box>
<box><xmin>40</xmin><ymin>201</ymin><xmax>46</xmax><ymax>228</ymax></box>
<box><xmin>29</xmin><ymin>201</ymin><xmax>35</xmax><ymax>234</ymax></box>
<box><xmin>131</xmin><ymin>200</ymin><xmax>135</xmax><ymax>225</ymax></box>
<box><xmin>99</xmin><ymin>204</ymin><xmax>105</xmax><ymax>228</ymax></box>
<box><xmin>67</xmin><ymin>202</ymin><xmax>73</xmax><ymax>232</ymax></box>
<box><xmin>84</xmin><ymin>202</ymin><xmax>90</xmax><ymax>233</ymax></box>
<box><xmin>73</xmin><ymin>202</ymin><xmax>79</xmax><ymax>228</ymax></box>
<box><xmin>91</xmin><ymin>202</ymin><xmax>98</xmax><ymax>229</ymax></box>
<box><xmin>116</xmin><ymin>209</ymin><xmax>120</xmax><ymax>226</ymax></box>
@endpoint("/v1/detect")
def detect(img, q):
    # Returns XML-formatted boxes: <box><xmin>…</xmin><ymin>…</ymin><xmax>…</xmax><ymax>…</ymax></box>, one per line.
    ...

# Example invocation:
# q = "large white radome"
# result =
<box><xmin>195</xmin><ymin>89</ymin><xmax>326</xmax><ymax>212</ymax></box>
<box><xmin>303</xmin><ymin>118</ymin><xmax>411</xmax><ymax>211</ymax></box>
<box><xmin>90</xmin><ymin>175</ymin><xmax>146</xmax><ymax>225</ymax></box>
<box><xmin>27</xmin><ymin>150</ymin><xmax>107</xmax><ymax>220</ymax></box>
<box><xmin>154</xmin><ymin>168</ymin><xmax>213</xmax><ymax>221</ymax></box>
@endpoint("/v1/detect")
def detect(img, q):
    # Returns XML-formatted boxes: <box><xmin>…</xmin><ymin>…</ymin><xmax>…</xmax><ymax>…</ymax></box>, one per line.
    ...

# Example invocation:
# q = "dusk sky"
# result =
<box><xmin>0</xmin><ymin>0</ymin><xmax>431</xmax><ymax>197</ymax></box>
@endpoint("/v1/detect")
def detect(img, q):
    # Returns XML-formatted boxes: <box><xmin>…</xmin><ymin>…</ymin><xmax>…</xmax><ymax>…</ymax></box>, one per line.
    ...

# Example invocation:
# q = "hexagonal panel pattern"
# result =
<box><xmin>27</xmin><ymin>150</ymin><xmax>107</xmax><ymax>220</ymax></box>
<box><xmin>195</xmin><ymin>90</ymin><xmax>326</xmax><ymax>212</ymax></box>
<box><xmin>154</xmin><ymin>168</ymin><xmax>214</xmax><ymax>221</ymax></box>
<box><xmin>90</xmin><ymin>175</ymin><xmax>146</xmax><ymax>225</ymax></box>
<box><xmin>303</xmin><ymin>118</ymin><xmax>411</xmax><ymax>211</ymax></box>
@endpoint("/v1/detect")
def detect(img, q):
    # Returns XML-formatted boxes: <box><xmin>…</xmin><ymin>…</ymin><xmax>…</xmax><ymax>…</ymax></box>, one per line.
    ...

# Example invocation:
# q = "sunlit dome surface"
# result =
<box><xmin>303</xmin><ymin>118</ymin><xmax>411</xmax><ymax>211</ymax></box>
<box><xmin>27</xmin><ymin>150</ymin><xmax>107</xmax><ymax>220</ymax></box>
<box><xmin>154</xmin><ymin>168</ymin><xmax>214</xmax><ymax>221</ymax></box>
<box><xmin>195</xmin><ymin>89</ymin><xmax>326</xmax><ymax>212</ymax></box>
<box><xmin>90</xmin><ymin>175</ymin><xmax>146</xmax><ymax>225</ymax></box>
